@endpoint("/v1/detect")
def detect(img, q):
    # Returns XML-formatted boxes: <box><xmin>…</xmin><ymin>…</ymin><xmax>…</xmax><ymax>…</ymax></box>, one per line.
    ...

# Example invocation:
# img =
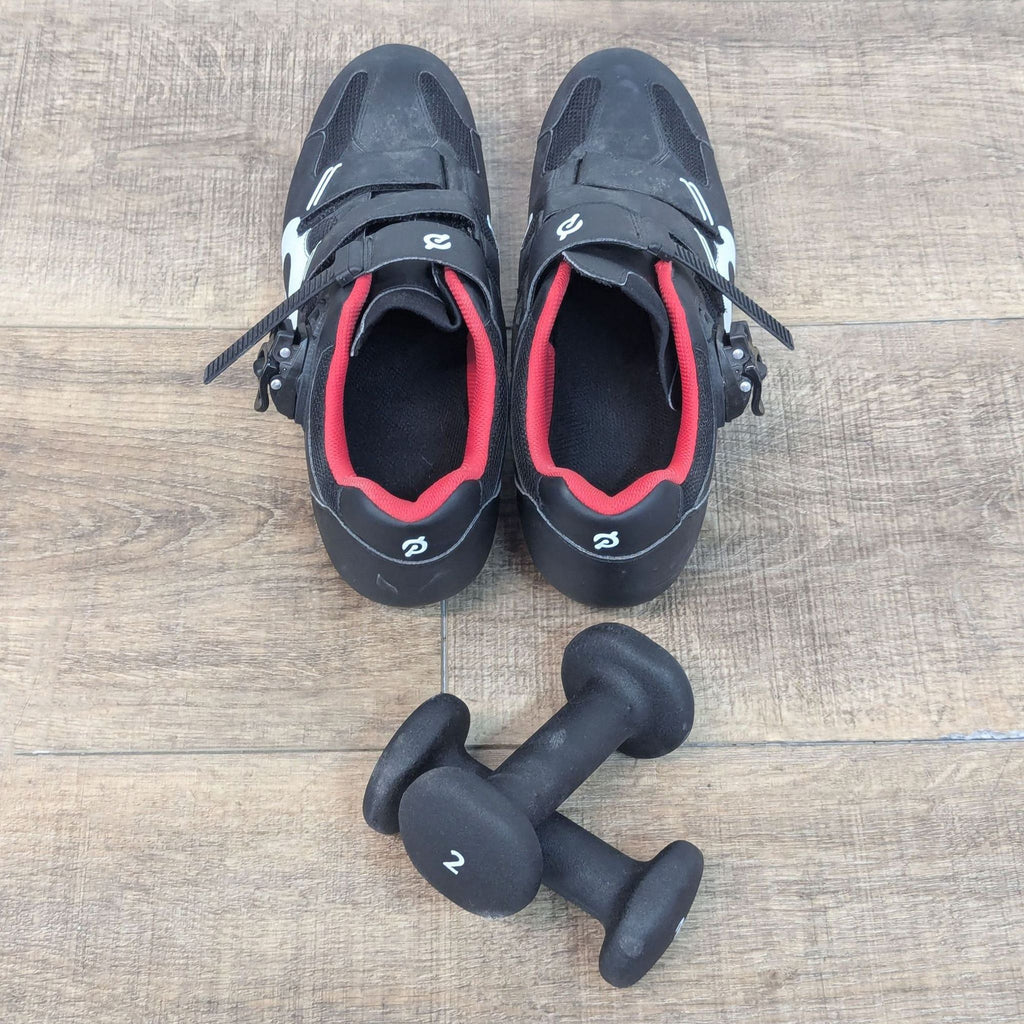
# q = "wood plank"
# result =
<box><xmin>5</xmin><ymin>316</ymin><xmax>1022</xmax><ymax>751</ymax></box>
<box><xmin>0</xmin><ymin>1</ymin><xmax>1021</xmax><ymax>329</ymax></box>
<box><xmin>0</xmin><ymin>328</ymin><xmax>440</xmax><ymax>755</ymax></box>
<box><xmin>1</xmin><ymin>743</ymin><xmax>1020</xmax><ymax>1023</ymax></box>
<box><xmin>447</xmin><ymin>318</ymin><xmax>1024</xmax><ymax>744</ymax></box>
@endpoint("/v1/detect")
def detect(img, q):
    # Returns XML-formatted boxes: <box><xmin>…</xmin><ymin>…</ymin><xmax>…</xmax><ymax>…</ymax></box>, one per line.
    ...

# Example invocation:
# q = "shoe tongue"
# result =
<box><xmin>563</xmin><ymin>248</ymin><xmax>679</xmax><ymax>408</ymax></box>
<box><xmin>351</xmin><ymin>262</ymin><xmax>462</xmax><ymax>356</ymax></box>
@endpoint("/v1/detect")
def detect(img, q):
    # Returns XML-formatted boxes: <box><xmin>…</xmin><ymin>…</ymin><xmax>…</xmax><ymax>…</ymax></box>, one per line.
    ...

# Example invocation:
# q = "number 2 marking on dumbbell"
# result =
<box><xmin>442</xmin><ymin>850</ymin><xmax>465</xmax><ymax>875</ymax></box>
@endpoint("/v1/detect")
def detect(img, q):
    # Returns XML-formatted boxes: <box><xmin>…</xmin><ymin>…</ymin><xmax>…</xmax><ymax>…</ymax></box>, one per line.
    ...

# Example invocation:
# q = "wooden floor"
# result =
<box><xmin>2</xmin><ymin>2</ymin><xmax>1022</xmax><ymax>1021</ymax></box>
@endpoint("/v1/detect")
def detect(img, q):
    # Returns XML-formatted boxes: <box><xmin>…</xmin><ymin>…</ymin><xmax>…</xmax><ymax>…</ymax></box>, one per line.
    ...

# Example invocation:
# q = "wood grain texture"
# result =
<box><xmin>1</xmin><ymin>744</ymin><xmax>1021</xmax><ymax>1024</ymax></box>
<box><xmin>0</xmin><ymin>328</ymin><xmax>441</xmax><ymax>754</ymax></box>
<box><xmin>448</xmin><ymin>318</ymin><xmax>1024</xmax><ymax>744</ymax></box>
<box><xmin>0</xmin><ymin>1</ymin><xmax>1021</xmax><ymax>330</ymax></box>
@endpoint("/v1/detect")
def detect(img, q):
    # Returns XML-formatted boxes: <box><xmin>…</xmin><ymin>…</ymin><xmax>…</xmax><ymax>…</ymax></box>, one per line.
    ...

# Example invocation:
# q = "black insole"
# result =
<box><xmin>344</xmin><ymin>310</ymin><xmax>468</xmax><ymax>500</ymax></box>
<box><xmin>548</xmin><ymin>276</ymin><xmax>680</xmax><ymax>494</ymax></box>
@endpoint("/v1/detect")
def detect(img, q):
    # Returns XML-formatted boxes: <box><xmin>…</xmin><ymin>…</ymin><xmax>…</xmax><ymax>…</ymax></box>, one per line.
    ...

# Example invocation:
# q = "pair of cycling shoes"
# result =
<box><xmin>206</xmin><ymin>45</ymin><xmax>792</xmax><ymax>608</ymax></box>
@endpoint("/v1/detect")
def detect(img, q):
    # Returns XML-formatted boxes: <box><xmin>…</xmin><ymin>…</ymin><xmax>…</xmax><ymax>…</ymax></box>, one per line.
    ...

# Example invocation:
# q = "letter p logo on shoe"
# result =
<box><xmin>402</xmin><ymin>536</ymin><xmax>429</xmax><ymax>558</ymax></box>
<box><xmin>556</xmin><ymin>213</ymin><xmax>583</xmax><ymax>241</ymax></box>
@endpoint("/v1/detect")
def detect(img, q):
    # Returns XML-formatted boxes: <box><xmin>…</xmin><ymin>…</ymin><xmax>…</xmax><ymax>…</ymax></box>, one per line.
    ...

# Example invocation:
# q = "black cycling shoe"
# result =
<box><xmin>205</xmin><ymin>45</ymin><xmax>507</xmax><ymax>607</ymax></box>
<box><xmin>511</xmin><ymin>48</ymin><xmax>792</xmax><ymax>607</ymax></box>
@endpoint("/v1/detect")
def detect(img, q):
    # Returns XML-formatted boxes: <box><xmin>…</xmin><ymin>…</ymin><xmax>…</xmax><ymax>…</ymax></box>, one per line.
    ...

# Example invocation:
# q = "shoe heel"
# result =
<box><xmin>517</xmin><ymin>489</ymin><xmax>707</xmax><ymax>607</ymax></box>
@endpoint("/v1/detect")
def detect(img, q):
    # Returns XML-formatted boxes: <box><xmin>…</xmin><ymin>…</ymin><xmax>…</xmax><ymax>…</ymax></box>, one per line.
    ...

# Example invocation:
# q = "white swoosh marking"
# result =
<box><xmin>307</xmin><ymin>162</ymin><xmax>342</xmax><ymax>212</ymax></box>
<box><xmin>686</xmin><ymin>174</ymin><xmax>737</xmax><ymax>332</ymax></box>
<box><xmin>714</xmin><ymin>226</ymin><xmax>736</xmax><ymax>331</ymax></box>
<box><xmin>281</xmin><ymin>216</ymin><xmax>312</xmax><ymax>329</ymax></box>
<box><xmin>680</xmin><ymin>177</ymin><xmax>713</xmax><ymax>224</ymax></box>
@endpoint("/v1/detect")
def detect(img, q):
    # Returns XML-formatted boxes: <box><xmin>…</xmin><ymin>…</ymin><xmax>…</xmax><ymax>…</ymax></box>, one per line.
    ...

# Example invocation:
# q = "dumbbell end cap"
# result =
<box><xmin>599</xmin><ymin>840</ymin><xmax>704</xmax><ymax>988</ymax></box>
<box><xmin>399</xmin><ymin>767</ymin><xmax>543</xmax><ymax>918</ymax></box>
<box><xmin>363</xmin><ymin>694</ymin><xmax>471</xmax><ymax>834</ymax></box>
<box><xmin>562</xmin><ymin>623</ymin><xmax>694</xmax><ymax>758</ymax></box>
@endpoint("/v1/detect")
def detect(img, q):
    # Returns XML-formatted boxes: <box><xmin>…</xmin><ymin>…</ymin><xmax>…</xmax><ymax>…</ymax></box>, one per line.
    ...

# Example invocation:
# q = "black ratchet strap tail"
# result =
<box><xmin>672</xmin><ymin>244</ymin><xmax>793</xmax><ymax>350</ymax></box>
<box><xmin>204</xmin><ymin>263</ymin><xmax>346</xmax><ymax>384</ymax></box>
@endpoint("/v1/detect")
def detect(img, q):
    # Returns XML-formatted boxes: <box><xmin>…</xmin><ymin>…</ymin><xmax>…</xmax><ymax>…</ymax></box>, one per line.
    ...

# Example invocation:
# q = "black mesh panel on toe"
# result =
<box><xmin>547</xmin><ymin>276</ymin><xmax>680</xmax><ymax>495</ymax></box>
<box><xmin>544</xmin><ymin>77</ymin><xmax>601</xmax><ymax>173</ymax></box>
<box><xmin>420</xmin><ymin>72</ymin><xmax>478</xmax><ymax>172</ymax></box>
<box><xmin>343</xmin><ymin>310</ymin><xmax>469</xmax><ymax>501</ymax></box>
<box><xmin>651</xmin><ymin>84</ymin><xmax>706</xmax><ymax>184</ymax></box>
<box><xmin>317</xmin><ymin>71</ymin><xmax>368</xmax><ymax>174</ymax></box>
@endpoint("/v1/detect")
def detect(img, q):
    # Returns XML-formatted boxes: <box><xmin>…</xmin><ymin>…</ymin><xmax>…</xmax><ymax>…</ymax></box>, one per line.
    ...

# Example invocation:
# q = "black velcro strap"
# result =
<box><xmin>522</xmin><ymin>201</ymin><xmax>675</xmax><ymax>309</ymax></box>
<box><xmin>204</xmin><ymin>221</ymin><xmax>494</xmax><ymax>385</ymax></box>
<box><xmin>518</xmin><ymin>195</ymin><xmax>793</xmax><ymax>352</ymax></box>
<box><xmin>576</xmin><ymin>153</ymin><xmax>712</xmax><ymax>228</ymax></box>
<box><xmin>308</xmin><ymin>186</ymin><xmax>481</xmax><ymax>251</ymax></box>
<box><xmin>305</xmin><ymin>188</ymin><xmax>485</xmax><ymax>282</ymax></box>
<box><xmin>361</xmin><ymin>220</ymin><xmax>496</xmax><ymax>319</ymax></box>
<box><xmin>304</xmin><ymin>148</ymin><xmax>447</xmax><ymax>217</ymax></box>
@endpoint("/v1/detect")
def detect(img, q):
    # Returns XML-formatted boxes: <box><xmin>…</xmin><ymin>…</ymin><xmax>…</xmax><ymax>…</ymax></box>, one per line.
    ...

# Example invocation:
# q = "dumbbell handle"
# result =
<box><xmin>442</xmin><ymin>736</ymin><xmax>646</xmax><ymax>924</ymax></box>
<box><xmin>536</xmin><ymin>815</ymin><xmax>638</xmax><ymax>926</ymax></box>
<box><xmin>489</xmin><ymin>685</ymin><xmax>633</xmax><ymax>823</ymax></box>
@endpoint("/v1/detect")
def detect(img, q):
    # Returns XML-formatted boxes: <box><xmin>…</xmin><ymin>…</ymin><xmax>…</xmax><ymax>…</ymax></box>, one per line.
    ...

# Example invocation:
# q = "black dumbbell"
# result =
<box><xmin>394</xmin><ymin>623</ymin><xmax>694</xmax><ymax>918</ymax></box>
<box><xmin>364</xmin><ymin>692</ymin><xmax>703</xmax><ymax>987</ymax></box>
<box><xmin>364</xmin><ymin>624</ymin><xmax>702</xmax><ymax>986</ymax></box>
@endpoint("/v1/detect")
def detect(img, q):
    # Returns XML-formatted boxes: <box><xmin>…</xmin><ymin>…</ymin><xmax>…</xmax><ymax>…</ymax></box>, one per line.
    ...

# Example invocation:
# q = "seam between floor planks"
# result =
<box><xmin>13</xmin><ymin>735</ymin><xmax>1024</xmax><ymax>758</ymax></box>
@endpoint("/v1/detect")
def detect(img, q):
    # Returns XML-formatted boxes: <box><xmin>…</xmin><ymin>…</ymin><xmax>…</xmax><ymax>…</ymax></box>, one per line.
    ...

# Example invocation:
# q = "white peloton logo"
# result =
<box><xmin>556</xmin><ymin>213</ymin><xmax>583</xmax><ymax>241</ymax></box>
<box><xmin>593</xmin><ymin>531</ymin><xmax>620</xmax><ymax>551</ymax></box>
<box><xmin>442</xmin><ymin>850</ymin><xmax>465</xmax><ymax>875</ymax></box>
<box><xmin>680</xmin><ymin>177</ymin><xmax>736</xmax><ymax>330</ymax></box>
<box><xmin>423</xmin><ymin>232</ymin><xmax>452</xmax><ymax>251</ymax></box>
<box><xmin>402</xmin><ymin>536</ymin><xmax>429</xmax><ymax>558</ymax></box>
